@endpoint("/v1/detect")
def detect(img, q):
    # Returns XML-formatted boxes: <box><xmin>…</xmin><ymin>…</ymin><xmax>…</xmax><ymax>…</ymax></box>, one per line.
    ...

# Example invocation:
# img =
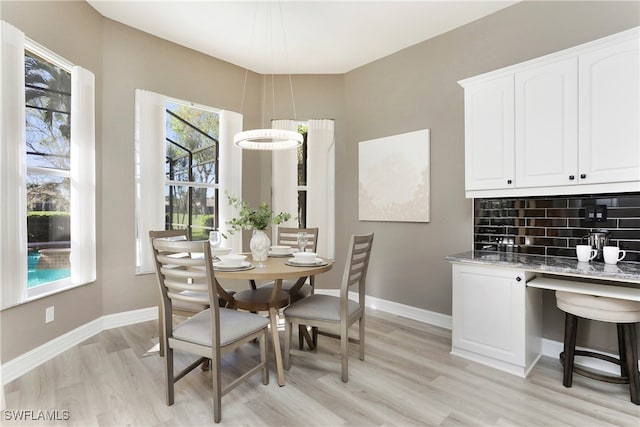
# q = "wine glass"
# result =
<box><xmin>209</xmin><ymin>231</ymin><xmax>221</xmax><ymax>260</ymax></box>
<box><xmin>297</xmin><ymin>232</ymin><xmax>308</xmax><ymax>253</ymax></box>
<box><xmin>209</xmin><ymin>231</ymin><xmax>221</xmax><ymax>248</ymax></box>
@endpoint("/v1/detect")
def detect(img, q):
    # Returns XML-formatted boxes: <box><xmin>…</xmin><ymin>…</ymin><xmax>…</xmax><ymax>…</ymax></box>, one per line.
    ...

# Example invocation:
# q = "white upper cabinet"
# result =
<box><xmin>464</xmin><ymin>75</ymin><xmax>515</xmax><ymax>190</ymax></box>
<box><xmin>515</xmin><ymin>57</ymin><xmax>578</xmax><ymax>188</ymax></box>
<box><xmin>578</xmin><ymin>37</ymin><xmax>640</xmax><ymax>185</ymax></box>
<box><xmin>460</xmin><ymin>27</ymin><xmax>640</xmax><ymax>198</ymax></box>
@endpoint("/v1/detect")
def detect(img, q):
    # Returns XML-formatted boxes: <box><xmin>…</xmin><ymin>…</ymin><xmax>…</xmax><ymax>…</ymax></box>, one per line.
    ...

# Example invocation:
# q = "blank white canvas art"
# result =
<box><xmin>358</xmin><ymin>129</ymin><xmax>430</xmax><ymax>222</ymax></box>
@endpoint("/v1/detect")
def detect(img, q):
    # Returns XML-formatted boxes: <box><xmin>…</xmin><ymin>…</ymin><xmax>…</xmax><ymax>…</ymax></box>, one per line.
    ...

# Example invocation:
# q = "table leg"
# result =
<box><xmin>269</xmin><ymin>306</ymin><xmax>285</xmax><ymax>386</ymax></box>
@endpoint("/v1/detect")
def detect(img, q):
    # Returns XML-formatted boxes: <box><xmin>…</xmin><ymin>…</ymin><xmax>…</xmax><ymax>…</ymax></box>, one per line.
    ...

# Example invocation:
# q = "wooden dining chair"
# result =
<box><xmin>150</xmin><ymin>230</ymin><xmax>237</xmax><ymax>357</ymax></box>
<box><xmin>151</xmin><ymin>238</ymin><xmax>269</xmax><ymax>423</ymax></box>
<box><xmin>149</xmin><ymin>229</ymin><xmax>207</xmax><ymax>357</ymax></box>
<box><xmin>255</xmin><ymin>227</ymin><xmax>320</xmax><ymax>349</ymax></box>
<box><xmin>283</xmin><ymin>233</ymin><xmax>374</xmax><ymax>382</ymax></box>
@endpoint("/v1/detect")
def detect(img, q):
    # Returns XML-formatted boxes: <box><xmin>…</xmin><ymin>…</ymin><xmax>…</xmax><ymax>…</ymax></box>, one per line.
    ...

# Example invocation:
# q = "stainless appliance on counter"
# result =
<box><xmin>584</xmin><ymin>229</ymin><xmax>610</xmax><ymax>262</ymax></box>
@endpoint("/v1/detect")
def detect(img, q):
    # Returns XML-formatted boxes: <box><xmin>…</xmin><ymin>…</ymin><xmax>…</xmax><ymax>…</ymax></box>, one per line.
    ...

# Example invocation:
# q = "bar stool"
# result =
<box><xmin>555</xmin><ymin>291</ymin><xmax>640</xmax><ymax>405</ymax></box>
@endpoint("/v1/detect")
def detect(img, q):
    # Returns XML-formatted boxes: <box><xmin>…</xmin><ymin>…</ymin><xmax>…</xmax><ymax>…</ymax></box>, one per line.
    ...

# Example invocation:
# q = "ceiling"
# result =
<box><xmin>87</xmin><ymin>1</ymin><xmax>519</xmax><ymax>74</ymax></box>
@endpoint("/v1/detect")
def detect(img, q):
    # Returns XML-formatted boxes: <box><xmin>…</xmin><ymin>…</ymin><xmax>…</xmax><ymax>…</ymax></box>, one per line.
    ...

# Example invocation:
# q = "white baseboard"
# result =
<box><xmin>319</xmin><ymin>289</ymin><xmax>632</xmax><ymax>377</ymax></box>
<box><xmin>1</xmin><ymin>307</ymin><xmax>157</xmax><ymax>385</ymax></box>
<box><xmin>1</xmin><ymin>294</ymin><xmax>632</xmax><ymax>385</ymax></box>
<box><xmin>316</xmin><ymin>289</ymin><xmax>453</xmax><ymax>330</ymax></box>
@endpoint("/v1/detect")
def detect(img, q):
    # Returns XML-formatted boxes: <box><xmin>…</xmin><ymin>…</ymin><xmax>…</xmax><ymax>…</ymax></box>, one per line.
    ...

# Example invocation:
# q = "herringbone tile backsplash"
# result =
<box><xmin>474</xmin><ymin>192</ymin><xmax>640</xmax><ymax>263</ymax></box>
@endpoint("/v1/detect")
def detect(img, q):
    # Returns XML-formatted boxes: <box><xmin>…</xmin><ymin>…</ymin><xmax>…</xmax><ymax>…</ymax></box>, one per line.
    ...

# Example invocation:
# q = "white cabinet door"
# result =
<box><xmin>452</xmin><ymin>264</ymin><xmax>526</xmax><ymax>366</ymax></box>
<box><xmin>464</xmin><ymin>75</ymin><xmax>515</xmax><ymax>190</ymax></box>
<box><xmin>579</xmin><ymin>37</ymin><xmax>640</xmax><ymax>184</ymax></box>
<box><xmin>515</xmin><ymin>57</ymin><xmax>578</xmax><ymax>188</ymax></box>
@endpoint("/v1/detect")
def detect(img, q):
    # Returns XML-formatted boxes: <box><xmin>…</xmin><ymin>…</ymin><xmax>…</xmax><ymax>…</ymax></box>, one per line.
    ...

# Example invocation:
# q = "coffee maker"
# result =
<box><xmin>584</xmin><ymin>229</ymin><xmax>610</xmax><ymax>262</ymax></box>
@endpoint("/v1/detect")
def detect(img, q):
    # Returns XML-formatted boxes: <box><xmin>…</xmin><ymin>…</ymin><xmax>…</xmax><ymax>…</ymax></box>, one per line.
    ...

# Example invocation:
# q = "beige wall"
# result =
<box><xmin>343</xmin><ymin>0</ymin><xmax>640</xmax><ymax>351</ymax></box>
<box><xmin>1</xmin><ymin>1</ymin><xmax>105</xmax><ymax>362</ymax></box>
<box><xmin>1</xmin><ymin>1</ymin><xmax>638</xmax><ymax>363</ymax></box>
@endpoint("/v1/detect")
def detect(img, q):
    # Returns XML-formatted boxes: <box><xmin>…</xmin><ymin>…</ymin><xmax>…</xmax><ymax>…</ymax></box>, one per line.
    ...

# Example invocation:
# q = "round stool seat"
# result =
<box><xmin>556</xmin><ymin>291</ymin><xmax>640</xmax><ymax>323</ymax></box>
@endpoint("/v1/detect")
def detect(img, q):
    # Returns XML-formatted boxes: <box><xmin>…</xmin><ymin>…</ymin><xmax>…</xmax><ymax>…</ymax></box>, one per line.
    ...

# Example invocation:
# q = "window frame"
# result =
<box><xmin>164</xmin><ymin>99</ymin><xmax>221</xmax><ymax>239</ymax></box>
<box><xmin>24</xmin><ymin>40</ymin><xmax>74</xmax><ymax>299</ymax></box>
<box><xmin>134</xmin><ymin>90</ymin><xmax>243</xmax><ymax>275</ymax></box>
<box><xmin>2</xmin><ymin>22</ymin><xmax>96</xmax><ymax>309</ymax></box>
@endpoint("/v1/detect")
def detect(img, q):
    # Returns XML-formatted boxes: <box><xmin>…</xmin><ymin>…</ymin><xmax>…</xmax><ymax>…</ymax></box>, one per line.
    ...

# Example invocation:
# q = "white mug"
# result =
<box><xmin>603</xmin><ymin>246</ymin><xmax>626</xmax><ymax>265</ymax></box>
<box><xmin>575</xmin><ymin>245</ymin><xmax>596</xmax><ymax>262</ymax></box>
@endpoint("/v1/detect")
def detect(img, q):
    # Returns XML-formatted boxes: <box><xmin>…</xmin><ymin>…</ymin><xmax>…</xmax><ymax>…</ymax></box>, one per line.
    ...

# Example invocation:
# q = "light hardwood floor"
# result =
<box><xmin>4</xmin><ymin>309</ymin><xmax>639</xmax><ymax>426</ymax></box>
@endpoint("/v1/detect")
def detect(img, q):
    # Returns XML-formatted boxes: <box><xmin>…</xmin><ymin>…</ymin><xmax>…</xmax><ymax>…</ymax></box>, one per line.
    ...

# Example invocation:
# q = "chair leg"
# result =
<box><xmin>341</xmin><ymin>323</ymin><xmax>349</xmax><ymax>383</ymax></box>
<box><xmin>260</xmin><ymin>328</ymin><xmax>270</xmax><ymax>384</ymax></box>
<box><xmin>617</xmin><ymin>323</ymin><xmax>629</xmax><ymax>378</ymax></box>
<box><xmin>359</xmin><ymin>315</ymin><xmax>365</xmax><ymax>361</ymax></box>
<box><xmin>622</xmin><ymin>323</ymin><xmax>640</xmax><ymax>405</ymax></box>
<box><xmin>298</xmin><ymin>325</ymin><xmax>305</xmax><ymax>350</ymax></box>
<box><xmin>211</xmin><ymin>352</ymin><xmax>222</xmax><ymax>423</ymax></box>
<box><xmin>165</xmin><ymin>347</ymin><xmax>174</xmax><ymax>406</ymax></box>
<box><xmin>284</xmin><ymin>318</ymin><xmax>292</xmax><ymax>370</ymax></box>
<box><xmin>562</xmin><ymin>313</ymin><xmax>578</xmax><ymax>388</ymax></box>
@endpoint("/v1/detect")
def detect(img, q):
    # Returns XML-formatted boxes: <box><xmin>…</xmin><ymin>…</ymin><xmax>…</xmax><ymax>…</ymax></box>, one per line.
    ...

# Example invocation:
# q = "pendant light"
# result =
<box><xmin>234</xmin><ymin>2</ymin><xmax>302</xmax><ymax>151</ymax></box>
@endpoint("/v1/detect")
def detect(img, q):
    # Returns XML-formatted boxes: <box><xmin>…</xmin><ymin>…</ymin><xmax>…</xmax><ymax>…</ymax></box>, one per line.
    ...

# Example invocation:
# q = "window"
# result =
<box><xmin>134</xmin><ymin>89</ymin><xmax>242</xmax><ymax>274</ymax></box>
<box><xmin>25</xmin><ymin>49</ymin><xmax>72</xmax><ymax>292</ymax></box>
<box><xmin>271</xmin><ymin>119</ymin><xmax>335</xmax><ymax>258</ymax></box>
<box><xmin>164</xmin><ymin>101</ymin><xmax>220</xmax><ymax>240</ymax></box>
<box><xmin>296</xmin><ymin>124</ymin><xmax>308</xmax><ymax>227</ymax></box>
<box><xmin>1</xmin><ymin>20</ymin><xmax>96</xmax><ymax>308</ymax></box>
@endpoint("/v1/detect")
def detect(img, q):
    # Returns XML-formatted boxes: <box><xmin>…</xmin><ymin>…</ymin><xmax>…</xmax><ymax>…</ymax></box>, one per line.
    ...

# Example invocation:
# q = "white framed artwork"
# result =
<box><xmin>358</xmin><ymin>129</ymin><xmax>430</xmax><ymax>222</ymax></box>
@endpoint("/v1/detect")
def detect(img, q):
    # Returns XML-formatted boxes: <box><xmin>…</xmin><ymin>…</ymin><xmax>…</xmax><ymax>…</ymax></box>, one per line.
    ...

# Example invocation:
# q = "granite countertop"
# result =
<box><xmin>446</xmin><ymin>250</ymin><xmax>640</xmax><ymax>284</ymax></box>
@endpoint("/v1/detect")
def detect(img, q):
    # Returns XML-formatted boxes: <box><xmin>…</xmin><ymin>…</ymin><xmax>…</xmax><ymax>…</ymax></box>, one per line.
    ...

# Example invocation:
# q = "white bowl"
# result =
<box><xmin>271</xmin><ymin>245</ymin><xmax>291</xmax><ymax>255</ymax></box>
<box><xmin>292</xmin><ymin>251</ymin><xmax>317</xmax><ymax>263</ymax></box>
<box><xmin>218</xmin><ymin>254</ymin><xmax>246</xmax><ymax>267</ymax></box>
<box><xmin>212</xmin><ymin>246</ymin><xmax>232</xmax><ymax>256</ymax></box>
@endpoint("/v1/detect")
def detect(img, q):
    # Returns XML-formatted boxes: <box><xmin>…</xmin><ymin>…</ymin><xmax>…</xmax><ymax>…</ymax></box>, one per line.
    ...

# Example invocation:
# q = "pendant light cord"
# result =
<box><xmin>277</xmin><ymin>1</ymin><xmax>297</xmax><ymax>121</ymax></box>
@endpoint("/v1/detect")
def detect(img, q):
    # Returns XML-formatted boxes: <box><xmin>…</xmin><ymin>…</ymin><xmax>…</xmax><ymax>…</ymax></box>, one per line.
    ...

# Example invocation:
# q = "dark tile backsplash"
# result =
<box><xmin>474</xmin><ymin>192</ymin><xmax>640</xmax><ymax>263</ymax></box>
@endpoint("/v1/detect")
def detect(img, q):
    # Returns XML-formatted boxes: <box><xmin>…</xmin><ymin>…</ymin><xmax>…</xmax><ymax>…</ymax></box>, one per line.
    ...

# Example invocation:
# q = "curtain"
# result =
<box><xmin>70</xmin><ymin>66</ymin><xmax>96</xmax><ymax>285</ymax></box>
<box><xmin>219</xmin><ymin>110</ymin><xmax>243</xmax><ymax>252</ymax></box>
<box><xmin>0</xmin><ymin>21</ymin><xmax>27</xmax><ymax>309</ymax></box>
<box><xmin>134</xmin><ymin>89</ymin><xmax>167</xmax><ymax>274</ymax></box>
<box><xmin>0</xmin><ymin>21</ymin><xmax>25</xmax><ymax>410</ymax></box>
<box><xmin>307</xmin><ymin>119</ymin><xmax>335</xmax><ymax>259</ymax></box>
<box><xmin>271</xmin><ymin>119</ymin><xmax>298</xmax><ymax>227</ymax></box>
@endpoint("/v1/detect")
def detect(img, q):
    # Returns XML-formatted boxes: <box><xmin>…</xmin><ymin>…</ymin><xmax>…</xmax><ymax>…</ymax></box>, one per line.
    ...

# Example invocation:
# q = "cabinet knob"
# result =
<box><xmin>580</xmin><ymin>174</ymin><xmax>587</xmax><ymax>179</ymax></box>
<box><xmin>515</xmin><ymin>276</ymin><xmax>522</xmax><ymax>282</ymax></box>
<box><xmin>507</xmin><ymin>179</ymin><xmax>512</xmax><ymax>185</ymax></box>
<box><xmin>569</xmin><ymin>175</ymin><xmax>575</xmax><ymax>181</ymax></box>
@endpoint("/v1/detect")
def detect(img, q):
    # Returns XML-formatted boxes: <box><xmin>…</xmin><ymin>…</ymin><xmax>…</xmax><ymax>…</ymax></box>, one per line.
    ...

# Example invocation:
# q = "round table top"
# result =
<box><xmin>213</xmin><ymin>254</ymin><xmax>334</xmax><ymax>280</ymax></box>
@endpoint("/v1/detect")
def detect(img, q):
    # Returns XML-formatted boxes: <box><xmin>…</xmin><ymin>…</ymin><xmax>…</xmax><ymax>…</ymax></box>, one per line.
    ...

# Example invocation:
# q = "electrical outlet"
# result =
<box><xmin>584</xmin><ymin>204</ymin><xmax>608</xmax><ymax>222</ymax></box>
<box><xmin>45</xmin><ymin>306</ymin><xmax>54</xmax><ymax>323</ymax></box>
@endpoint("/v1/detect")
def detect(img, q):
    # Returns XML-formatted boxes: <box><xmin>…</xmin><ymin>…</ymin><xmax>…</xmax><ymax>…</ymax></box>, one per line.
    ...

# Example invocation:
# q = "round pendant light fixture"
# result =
<box><xmin>234</xmin><ymin>2</ymin><xmax>302</xmax><ymax>151</ymax></box>
<box><xmin>234</xmin><ymin>128</ymin><xmax>302</xmax><ymax>150</ymax></box>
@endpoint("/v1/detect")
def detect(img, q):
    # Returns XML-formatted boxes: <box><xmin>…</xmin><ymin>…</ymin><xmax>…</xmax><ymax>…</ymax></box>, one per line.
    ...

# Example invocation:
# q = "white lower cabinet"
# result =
<box><xmin>451</xmin><ymin>263</ymin><xmax>542</xmax><ymax>377</ymax></box>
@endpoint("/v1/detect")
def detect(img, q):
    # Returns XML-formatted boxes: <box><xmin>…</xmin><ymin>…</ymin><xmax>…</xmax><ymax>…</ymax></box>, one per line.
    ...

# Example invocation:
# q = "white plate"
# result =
<box><xmin>269</xmin><ymin>251</ymin><xmax>292</xmax><ymax>257</ymax></box>
<box><xmin>286</xmin><ymin>258</ymin><xmax>326</xmax><ymax>266</ymax></box>
<box><xmin>213</xmin><ymin>261</ymin><xmax>253</xmax><ymax>271</ymax></box>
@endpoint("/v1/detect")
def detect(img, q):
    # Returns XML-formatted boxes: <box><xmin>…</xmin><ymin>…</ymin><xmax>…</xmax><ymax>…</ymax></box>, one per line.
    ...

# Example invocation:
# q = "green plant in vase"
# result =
<box><xmin>225</xmin><ymin>194</ymin><xmax>292</xmax><ymax>266</ymax></box>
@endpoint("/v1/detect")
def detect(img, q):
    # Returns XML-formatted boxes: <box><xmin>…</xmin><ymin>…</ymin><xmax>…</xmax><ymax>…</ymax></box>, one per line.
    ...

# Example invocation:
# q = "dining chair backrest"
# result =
<box><xmin>277</xmin><ymin>227</ymin><xmax>319</xmax><ymax>252</ymax></box>
<box><xmin>149</xmin><ymin>228</ymin><xmax>189</xmax><ymax>243</ymax></box>
<box><xmin>340</xmin><ymin>233</ymin><xmax>375</xmax><ymax>304</ymax></box>
<box><xmin>151</xmin><ymin>238</ymin><xmax>217</xmax><ymax>320</ymax></box>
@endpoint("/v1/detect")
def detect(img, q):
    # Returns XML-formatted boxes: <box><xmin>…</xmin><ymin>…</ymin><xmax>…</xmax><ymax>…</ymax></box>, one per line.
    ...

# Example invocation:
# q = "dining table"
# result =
<box><xmin>213</xmin><ymin>254</ymin><xmax>334</xmax><ymax>386</ymax></box>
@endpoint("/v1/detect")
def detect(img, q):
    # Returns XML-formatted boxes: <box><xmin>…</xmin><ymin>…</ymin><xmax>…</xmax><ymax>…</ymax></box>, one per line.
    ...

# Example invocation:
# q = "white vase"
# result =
<box><xmin>250</xmin><ymin>229</ymin><xmax>270</xmax><ymax>264</ymax></box>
